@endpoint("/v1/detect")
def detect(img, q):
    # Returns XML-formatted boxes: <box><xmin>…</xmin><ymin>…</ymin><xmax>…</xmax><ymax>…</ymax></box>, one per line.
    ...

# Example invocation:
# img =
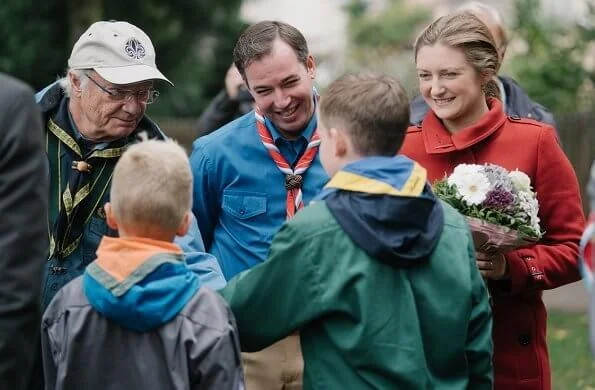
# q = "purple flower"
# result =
<box><xmin>483</xmin><ymin>164</ymin><xmax>514</xmax><ymax>192</ymax></box>
<box><xmin>481</xmin><ymin>188</ymin><xmax>514</xmax><ymax>210</ymax></box>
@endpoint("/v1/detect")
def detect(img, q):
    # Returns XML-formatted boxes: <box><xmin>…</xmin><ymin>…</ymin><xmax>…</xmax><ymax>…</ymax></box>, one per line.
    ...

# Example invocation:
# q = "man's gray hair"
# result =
<box><xmin>58</xmin><ymin>69</ymin><xmax>89</xmax><ymax>97</ymax></box>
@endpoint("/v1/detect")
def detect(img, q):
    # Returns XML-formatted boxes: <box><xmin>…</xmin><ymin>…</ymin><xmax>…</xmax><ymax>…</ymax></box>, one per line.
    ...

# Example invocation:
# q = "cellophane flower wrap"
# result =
<box><xmin>433</xmin><ymin>164</ymin><xmax>543</xmax><ymax>253</ymax></box>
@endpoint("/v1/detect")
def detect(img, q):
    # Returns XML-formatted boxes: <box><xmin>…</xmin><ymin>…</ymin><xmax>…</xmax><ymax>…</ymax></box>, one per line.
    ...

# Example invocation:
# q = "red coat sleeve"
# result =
<box><xmin>500</xmin><ymin>127</ymin><xmax>584</xmax><ymax>294</ymax></box>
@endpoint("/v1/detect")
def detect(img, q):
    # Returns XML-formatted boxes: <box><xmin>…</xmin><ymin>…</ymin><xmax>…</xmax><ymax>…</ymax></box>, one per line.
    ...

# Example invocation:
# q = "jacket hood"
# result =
<box><xmin>316</xmin><ymin>156</ymin><xmax>444</xmax><ymax>267</ymax></box>
<box><xmin>83</xmin><ymin>236</ymin><xmax>201</xmax><ymax>332</ymax></box>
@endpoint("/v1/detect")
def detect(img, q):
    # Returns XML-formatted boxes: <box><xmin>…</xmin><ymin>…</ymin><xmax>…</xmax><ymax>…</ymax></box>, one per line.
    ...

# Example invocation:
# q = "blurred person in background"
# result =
<box><xmin>194</xmin><ymin>63</ymin><xmax>255</xmax><ymax>137</ymax></box>
<box><xmin>409</xmin><ymin>1</ymin><xmax>556</xmax><ymax>128</ymax></box>
<box><xmin>0</xmin><ymin>73</ymin><xmax>48</xmax><ymax>390</ymax></box>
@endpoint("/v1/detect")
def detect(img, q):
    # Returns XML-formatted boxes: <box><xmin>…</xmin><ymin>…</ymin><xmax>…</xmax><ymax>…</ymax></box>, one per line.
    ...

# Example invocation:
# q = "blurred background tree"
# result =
<box><xmin>343</xmin><ymin>0</ymin><xmax>432</xmax><ymax>96</ymax></box>
<box><xmin>507</xmin><ymin>0</ymin><xmax>595</xmax><ymax>114</ymax></box>
<box><xmin>0</xmin><ymin>0</ymin><xmax>246</xmax><ymax>117</ymax></box>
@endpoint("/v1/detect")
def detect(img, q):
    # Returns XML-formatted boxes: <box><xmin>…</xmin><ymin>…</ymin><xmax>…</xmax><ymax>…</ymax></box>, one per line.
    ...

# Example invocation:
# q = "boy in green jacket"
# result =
<box><xmin>219</xmin><ymin>72</ymin><xmax>493</xmax><ymax>389</ymax></box>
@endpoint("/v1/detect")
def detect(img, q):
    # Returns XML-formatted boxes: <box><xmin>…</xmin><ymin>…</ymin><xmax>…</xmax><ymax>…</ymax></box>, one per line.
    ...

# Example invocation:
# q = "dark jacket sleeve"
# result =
<box><xmin>190</xmin><ymin>291</ymin><xmax>244</xmax><ymax>390</ymax></box>
<box><xmin>409</xmin><ymin>94</ymin><xmax>430</xmax><ymax>125</ymax></box>
<box><xmin>194</xmin><ymin>90</ymin><xmax>241</xmax><ymax>138</ymax></box>
<box><xmin>500</xmin><ymin>76</ymin><xmax>557</xmax><ymax>130</ymax></box>
<box><xmin>0</xmin><ymin>74</ymin><xmax>48</xmax><ymax>389</ymax></box>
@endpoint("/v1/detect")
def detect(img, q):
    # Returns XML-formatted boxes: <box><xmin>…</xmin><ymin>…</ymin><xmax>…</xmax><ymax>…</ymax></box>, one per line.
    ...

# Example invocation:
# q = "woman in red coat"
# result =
<box><xmin>400</xmin><ymin>12</ymin><xmax>585</xmax><ymax>390</ymax></box>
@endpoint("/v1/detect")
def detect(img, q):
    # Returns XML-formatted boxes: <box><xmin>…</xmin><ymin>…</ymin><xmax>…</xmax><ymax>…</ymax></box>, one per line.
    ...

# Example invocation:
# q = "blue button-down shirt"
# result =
<box><xmin>190</xmin><ymin>111</ymin><xmax>329</xmax><ymax>280</ymax></box>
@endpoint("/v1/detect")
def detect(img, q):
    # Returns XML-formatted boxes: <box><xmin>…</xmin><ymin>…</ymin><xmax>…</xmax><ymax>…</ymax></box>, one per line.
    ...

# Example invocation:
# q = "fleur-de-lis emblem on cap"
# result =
<box><xmin>125</xmin><ymin>38</ymin><xmax>146</xmax><ymax>60</ymax></box>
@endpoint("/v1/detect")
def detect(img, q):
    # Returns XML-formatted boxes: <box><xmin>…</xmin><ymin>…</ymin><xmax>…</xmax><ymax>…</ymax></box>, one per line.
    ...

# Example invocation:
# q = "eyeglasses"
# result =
<box><xmin>85</xmin><ymin>74</ymin><xmax>159</xmax><ymax>104</ymax></box>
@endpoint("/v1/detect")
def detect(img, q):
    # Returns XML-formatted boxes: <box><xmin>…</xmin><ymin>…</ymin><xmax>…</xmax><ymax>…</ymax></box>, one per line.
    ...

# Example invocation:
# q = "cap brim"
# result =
<box><xmin>95</xmin><ymin>64</ymin><xmax>173</xmax><ymax>86</ymax></box>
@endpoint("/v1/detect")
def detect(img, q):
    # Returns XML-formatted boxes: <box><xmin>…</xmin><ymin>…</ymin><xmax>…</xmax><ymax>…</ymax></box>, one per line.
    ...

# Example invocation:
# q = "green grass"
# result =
<box><xmin>548</xmin><ymin>310</ymin><xmax>595</xmax><ymax>389</ymax></box>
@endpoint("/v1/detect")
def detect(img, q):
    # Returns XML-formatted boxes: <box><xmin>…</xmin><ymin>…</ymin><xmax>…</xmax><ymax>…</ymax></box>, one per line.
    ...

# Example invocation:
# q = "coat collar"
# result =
<box><xmin>421</xmin><ymin>98</ymin><xmax>506</xmax><ymax>154</ymax></box>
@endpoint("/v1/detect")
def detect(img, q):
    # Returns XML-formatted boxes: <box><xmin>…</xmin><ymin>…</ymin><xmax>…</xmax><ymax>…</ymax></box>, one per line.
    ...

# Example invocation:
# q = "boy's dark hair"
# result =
<box><xmin>233</xmin><ymin>21</ymin><xmax>309</xmax><ymax>83</ymax></box>
<box><xmin>319</xmin><ymin>72</ymin><xmax>410</xmax><ymax>156</ymax></box>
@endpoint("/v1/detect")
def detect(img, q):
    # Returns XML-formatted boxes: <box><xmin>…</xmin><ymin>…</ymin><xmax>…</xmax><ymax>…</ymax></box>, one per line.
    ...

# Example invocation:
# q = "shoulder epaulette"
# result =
<box><xmin>406</xmin><ymin>125</ymin><xmax>422</xmax><ymax>134</ymax></box>
<box><xmin>506</xmin><ymin>115</ymin><xmax>544</xmax><ymax>128</ymax></box>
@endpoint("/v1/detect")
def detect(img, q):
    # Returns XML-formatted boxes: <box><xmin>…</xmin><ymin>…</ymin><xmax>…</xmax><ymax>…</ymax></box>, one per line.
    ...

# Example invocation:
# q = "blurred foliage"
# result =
<box><xmin>347</xmin><ymin>0</ymin><xmax>430</xmax><ymax>50</ymax></box>
<box><xmin>0</xmin><ymin>0</ymin><xmax>246</xmax><ymax>117</ymax></box>
<box><xmin>343</xmin><ymin>0</ymin><xmax>431</xmax><ymax>96</ymax></box>
<box><xmin>508</xmin><ymin>0</ymin><xmax>595</xmax><ymax>114</ymax></box>
<box><xmin>547</xmin><ymin>311</ymin><xmax>595</xmax><ymax>389</ymax></box>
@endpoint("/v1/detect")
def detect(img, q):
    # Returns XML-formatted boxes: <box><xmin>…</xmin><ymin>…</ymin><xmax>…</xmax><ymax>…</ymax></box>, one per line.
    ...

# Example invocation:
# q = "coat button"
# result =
<box><xmin>518</xmin><ymin>333</ymin><xmax>531</xmax><ymax>346</ymax></box>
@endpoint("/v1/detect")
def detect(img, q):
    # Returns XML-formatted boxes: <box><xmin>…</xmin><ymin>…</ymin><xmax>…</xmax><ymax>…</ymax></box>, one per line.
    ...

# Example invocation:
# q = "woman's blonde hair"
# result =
<box><xmin>110</xmin><ymin>139</ymin><xmax>192</xmax><ymax>237</ymax></box>
<box><xmin>414</xmin><ymin>11</ymin><xmax>501</xmax><ymax>100</ymax></box>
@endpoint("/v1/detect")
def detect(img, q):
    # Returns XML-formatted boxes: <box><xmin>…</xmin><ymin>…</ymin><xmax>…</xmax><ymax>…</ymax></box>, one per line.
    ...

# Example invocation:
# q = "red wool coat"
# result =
<box><xmin>400</xmin><ymin>99</ymin><xmax>584</xmax><ymax>390</ymax></box>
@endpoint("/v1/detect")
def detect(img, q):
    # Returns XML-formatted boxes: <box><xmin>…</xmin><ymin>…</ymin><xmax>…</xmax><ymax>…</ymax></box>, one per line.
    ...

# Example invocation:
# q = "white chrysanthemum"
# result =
<box><xmin>509</xmin><ymin>169</ymin><xmax>532</xmax><ymax>193</ymax></box>
<box><xmin>516</xmin><ymin>191</ymin><xmax>541</xmax><ymax>234</ymax></box>
<box><xmin>454</xmin><ymin>172</ymin><xmax>491</xmax><ymax>205</ymax></box>
<box><xmin>448</xmin><ymin>164</ymin><xmax>482</xmax><ymax>187</ymax></box>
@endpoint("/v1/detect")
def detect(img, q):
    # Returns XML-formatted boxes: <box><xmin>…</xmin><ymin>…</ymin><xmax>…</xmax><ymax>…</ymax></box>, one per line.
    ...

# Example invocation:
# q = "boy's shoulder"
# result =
<box><xmin>42</xmin><ymin>277</ymin><xmax>90</xmax><ymax>325</ymax></box>
<box><xmin>179</xmin><ymin>286</ymin><xmax>236</xmax><ymax>334</ymax></box>
<box><xmin>284</xmin><ymin>201</ymin><xmax>340</xmax><ymax>238</ymax></box>
<box><xmin>43</xmin><ymin>277</ymin><xmax>234</xmax><ymax>337</ymax></box>
<box><xmin>439</xmin><ymin>200</ymin><xmax>469</xmax><ymax>231</ymax></box>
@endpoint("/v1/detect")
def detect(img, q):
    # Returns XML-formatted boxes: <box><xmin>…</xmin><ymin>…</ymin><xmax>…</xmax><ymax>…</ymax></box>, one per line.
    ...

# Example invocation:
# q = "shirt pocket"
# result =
<box><xmin>222</xmin><ymin>192</ymin><xmax>267</xmax><ymax>219</ymax></box>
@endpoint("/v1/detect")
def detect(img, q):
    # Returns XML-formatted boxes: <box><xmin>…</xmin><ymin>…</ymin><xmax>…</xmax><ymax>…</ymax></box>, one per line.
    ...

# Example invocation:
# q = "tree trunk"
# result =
<box><xmin>68</xmin><ymin>0</ymin><xmax>103</xmax><ymax>47</ymax></box>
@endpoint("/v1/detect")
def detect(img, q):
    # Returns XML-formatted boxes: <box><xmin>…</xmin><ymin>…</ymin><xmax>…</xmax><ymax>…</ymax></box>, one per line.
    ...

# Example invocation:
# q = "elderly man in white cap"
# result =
<box><xmin>28</xmin><ymin>20</ymin><xmax>225</xmax><ymax>390</ymax></box>
<box><xmin>35</xmin><ymin>20</ymin><xmax>224</xmax><ymax>311</ymax></box>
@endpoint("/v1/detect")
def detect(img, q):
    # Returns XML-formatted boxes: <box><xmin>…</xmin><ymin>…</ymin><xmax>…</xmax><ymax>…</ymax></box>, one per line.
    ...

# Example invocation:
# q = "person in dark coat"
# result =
<box><xmin>194</xmin><ymin>64</ymin><xmax>255</xmax><ymax>137</ymax></box>
<box><xmin>0</xmin><ymin>73</ymin><xmax>48</xmax><ymax>389</ymax></box>
<box><xmin>409</xmin><ymin>2</ymin><xmax>556</xmax><ymax>128</ymax></box>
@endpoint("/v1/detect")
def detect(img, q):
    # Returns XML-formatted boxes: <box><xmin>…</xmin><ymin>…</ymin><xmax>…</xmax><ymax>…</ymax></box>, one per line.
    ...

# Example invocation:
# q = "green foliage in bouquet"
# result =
<box><xmin>433</xmin><ymin>181</ymin><xmax>540</xmax><ymax>239</ymax></box>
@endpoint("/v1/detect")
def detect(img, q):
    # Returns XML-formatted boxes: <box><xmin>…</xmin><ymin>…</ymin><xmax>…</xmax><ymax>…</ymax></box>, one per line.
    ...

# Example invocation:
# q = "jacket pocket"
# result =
<box><xmin>222</xmin><ymin>192</ymin><xmax>267</xmax><ymax>219</ymax></box>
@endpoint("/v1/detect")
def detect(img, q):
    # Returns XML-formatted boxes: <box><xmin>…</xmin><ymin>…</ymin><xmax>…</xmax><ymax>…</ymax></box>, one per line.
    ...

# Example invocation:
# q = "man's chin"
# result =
<box><xmin>102</xmin><ymin>126</ymin><xmax>138</xmax><ymax>141</ymax></box>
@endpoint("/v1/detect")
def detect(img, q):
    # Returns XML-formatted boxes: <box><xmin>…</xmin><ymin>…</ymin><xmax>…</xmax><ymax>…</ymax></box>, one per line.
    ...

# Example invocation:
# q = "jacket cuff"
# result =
<box><xmin>489</xmin><ymin>249</ymin><xmax>544</xmax><ymax>295</ymax></box>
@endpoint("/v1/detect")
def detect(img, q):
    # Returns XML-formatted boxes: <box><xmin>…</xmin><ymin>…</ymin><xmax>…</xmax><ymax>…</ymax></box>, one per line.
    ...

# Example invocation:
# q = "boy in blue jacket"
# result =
<box><xmin>42</xmin><ymin>140</ymin><xmax>244</xmax><ymax>389</ymax></box>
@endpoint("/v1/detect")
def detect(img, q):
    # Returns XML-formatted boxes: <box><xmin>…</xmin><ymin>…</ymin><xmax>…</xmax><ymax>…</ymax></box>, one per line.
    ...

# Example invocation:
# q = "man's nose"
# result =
<box><xmin>273</xmin><ymin>89</ymin><xmax>290</xmax><ymax>108</ymax></box>
<box><xmin>122</xmin><ymin>96</ymin><xmax>144</xmax><ymax>115</ymax></box>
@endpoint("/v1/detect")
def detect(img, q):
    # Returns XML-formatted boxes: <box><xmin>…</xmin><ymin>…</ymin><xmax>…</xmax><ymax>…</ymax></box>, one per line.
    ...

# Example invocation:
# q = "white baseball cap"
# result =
<box><xmin>68</xmin><ymin>20</ymin><xmax>173</xmax><ymax>86</ymax></box>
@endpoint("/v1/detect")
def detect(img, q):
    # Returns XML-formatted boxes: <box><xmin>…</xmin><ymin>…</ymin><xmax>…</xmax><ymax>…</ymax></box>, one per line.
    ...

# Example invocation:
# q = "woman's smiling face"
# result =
<box><xmin>416</xmin><ymin>43</ymin><xmax>489</xmax><ymax>133</ymax></box>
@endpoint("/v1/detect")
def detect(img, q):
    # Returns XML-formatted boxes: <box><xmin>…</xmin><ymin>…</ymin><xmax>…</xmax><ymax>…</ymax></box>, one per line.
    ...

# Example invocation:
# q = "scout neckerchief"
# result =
<box><xmin>256</xmin><ymin>103</ymin><xmax>320</xmax><ymax>220</ymax></box>
<box><xmin>46</xmin><ymin>99</ymin><xmax>127</xmax><ymax>259</ymax></box>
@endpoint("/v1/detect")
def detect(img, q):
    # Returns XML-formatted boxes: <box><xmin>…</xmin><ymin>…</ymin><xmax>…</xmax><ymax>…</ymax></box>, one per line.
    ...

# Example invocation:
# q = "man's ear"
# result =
<box><xmin>104</xmin><ymin>203</ymin><xmax>119</xmax><ymax>230</ymax></box>
<box><xmin>306</xmin><ymin>54</ymin><xmax>316</xmax><ymax>79</ymax></box>
<box><xmin>69</xmin><ymin>72</ymin><xmax>83</xmax><ymax>96</ymax></box>
<box><xmin>176</xmin><ymin>211</ymin><xmax>192</xmax><ymax>237</ymax></box>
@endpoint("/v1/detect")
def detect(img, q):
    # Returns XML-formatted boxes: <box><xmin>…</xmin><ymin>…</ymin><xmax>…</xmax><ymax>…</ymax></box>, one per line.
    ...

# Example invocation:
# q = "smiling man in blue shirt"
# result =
<box><xmin>189</xmin><ymin>20</ymin><xmax>328</xmax><ymax>390</ymax></box>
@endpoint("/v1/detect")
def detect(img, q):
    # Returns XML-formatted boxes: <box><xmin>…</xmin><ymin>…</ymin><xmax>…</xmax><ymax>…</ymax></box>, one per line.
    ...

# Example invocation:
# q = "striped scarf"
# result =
<box><xmin>256</xmin><ymin>109</ymin><xmax>320</xmax><ymax>219</ymax></box>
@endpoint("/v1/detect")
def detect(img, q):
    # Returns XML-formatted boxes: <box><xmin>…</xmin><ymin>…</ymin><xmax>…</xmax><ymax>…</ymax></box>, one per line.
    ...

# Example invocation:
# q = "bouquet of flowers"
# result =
<box><xmin>433</xmin><ymin>163</ymin><xmax>543</xmax><ymax>253</ymax></box>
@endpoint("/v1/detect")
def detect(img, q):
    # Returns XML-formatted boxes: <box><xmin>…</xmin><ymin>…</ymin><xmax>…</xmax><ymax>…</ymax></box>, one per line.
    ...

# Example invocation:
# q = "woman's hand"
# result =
<box><xmin>476</xmin><ymin>252</ymin><xmax>509</xmax><ymax>280</ymax></box>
